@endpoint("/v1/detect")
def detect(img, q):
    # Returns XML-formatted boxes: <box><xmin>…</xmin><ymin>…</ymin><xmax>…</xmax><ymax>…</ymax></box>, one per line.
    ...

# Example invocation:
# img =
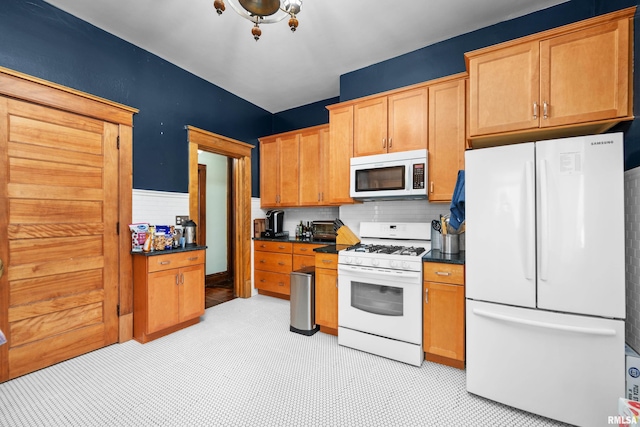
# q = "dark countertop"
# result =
<box><xmin>423</xmin><ymin>249</ymin><xmax>465</xmax><ymax>265</ymax></box>
<box><xmin>253</xmin><ymin>236</ymin><xmax>337</xmax><ymax>245</ymax></box>
<box><xmin>131</xmin><ymin>245</ymin><xmax>207</xmax><ymax>256</ymax></box>
<box><xmin>314</xmin><ymin>244</ymin><xmax>352</xmax><ymax>254</ymax></box>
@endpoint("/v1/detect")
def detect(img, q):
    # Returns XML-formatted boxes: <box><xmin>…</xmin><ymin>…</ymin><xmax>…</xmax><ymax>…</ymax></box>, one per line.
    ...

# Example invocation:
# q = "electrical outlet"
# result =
<box><xmin>176</xmin><ymin>215</ymin><xmax>189</xmax><ymax>226</ymax></box>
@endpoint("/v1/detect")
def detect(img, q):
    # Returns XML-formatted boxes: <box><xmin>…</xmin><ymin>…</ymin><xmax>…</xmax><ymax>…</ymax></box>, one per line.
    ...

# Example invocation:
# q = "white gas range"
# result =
<box><xmin>337</xmin><ymin>222</ymin><xmax>430</xmax><ymax>366</ymax></box>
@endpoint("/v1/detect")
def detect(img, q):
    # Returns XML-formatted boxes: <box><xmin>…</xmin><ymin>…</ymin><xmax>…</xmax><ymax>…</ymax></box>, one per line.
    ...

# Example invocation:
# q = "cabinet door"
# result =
<box><xmin>327</xmin><ymin>105</ymin><xmax>354</xmax><ymax>204</ymax></box>
<box><xmin>423</xmin><ymin>281</ymin><xmax>465</xmax><ymax>361</ymax></box>
<box><xmin>277</xmin><ymin>134</ymin><xmax>300</xmax><ymax>206</ymax></box>
<box><xmin>540</xmin><ymin>19</ymin><xmax>630</xmax><ymax>128</ymax></box>
<box><xmin>179</xmin><ymin>264</ymin><xmax>205</xmax><ymax>322</ymax></box>
<box><xmin>388</xmin><ymin>88</ymin><xmax>428</xmax><ymax>153</ymax></box>
<box><xmin>293</xmin><ymin>254</ymin><xmax>314</xmax><ymax>271</ymax></box>
<box><xmin>428</xmin><ymin>79</ymin><xmax>466</xmax><ymax>202</ymax></box>
<box><xmin>353</xmin><ymin>96</ymin><xmax>388</xmax><ymax>157</ymax></box>
<box><xmin>468</xmin><ymin>41</ymin><xmax>540</xmax><ymax>136</ymax></box>
<box><xmin>298</xmin><ymin>129</ymin><xmax>321</xmax><ymax>206</ymax></box>
<box><xmin>259</xmin><ymin>138</ymin><xmax>279</xmax><ymax>207</ymax></box>
<box><xmin>147</xmin><ymin>269</ymin><xmax>180</xmax><ymax>334</ymax></box>
<box><xmin>315</xmin><ymin>267</ymin><xmax>338</xmax><ymax>329</ymax></box>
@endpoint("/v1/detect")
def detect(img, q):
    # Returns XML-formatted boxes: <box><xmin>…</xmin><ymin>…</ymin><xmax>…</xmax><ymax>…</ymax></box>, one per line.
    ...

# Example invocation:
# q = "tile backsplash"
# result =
<box><xmin>625</xmin><ymin>167</ymin><xmax>640</xmax><ymax>353</ymax></box>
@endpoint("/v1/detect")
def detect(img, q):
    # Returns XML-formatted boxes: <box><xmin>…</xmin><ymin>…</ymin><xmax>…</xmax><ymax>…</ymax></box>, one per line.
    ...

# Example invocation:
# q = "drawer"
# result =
<box><xmin>292</xmin><ymin>243</ymin><xmax>324</xmax><ymax>255</ymax></box>
<box><xmin>147</xmin><ymin>250</ymin><xmax>205</xmax><ymax>273</ymax></box>
<box><xmin>254</xmin><ymin>270</ymin><xmax>290</xmax><ymax>295</ymax></box>
<box><xmin>315</xmin><ymin>253</ymin><xmax>338</xmax><ymax>270</ymax></box>
<box><xmin>423</xmin><ymin>262</ymin><xmax>464</xmax><ymax>285</ymax></box>
<box><xmin>293</xmin><ymin>254</ymin><xmax>314</xmax><ymax>271</ymax></box>
<box><xmin>255</xmin><ymin>251</ymin><xmax>292</xmax><ymax>273</ymax></box>
<box><xmin>254</xmin><ymin>241</ymin><xmax>292</xmax><ymax>253</ymax></box>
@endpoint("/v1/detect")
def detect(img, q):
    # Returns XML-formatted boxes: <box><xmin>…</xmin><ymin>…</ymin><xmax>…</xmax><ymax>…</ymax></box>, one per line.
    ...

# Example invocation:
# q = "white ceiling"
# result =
<box><xmin>44</xmin><ymin>0</ymin><xmax>567</xmax><ymax>113</ymax></box>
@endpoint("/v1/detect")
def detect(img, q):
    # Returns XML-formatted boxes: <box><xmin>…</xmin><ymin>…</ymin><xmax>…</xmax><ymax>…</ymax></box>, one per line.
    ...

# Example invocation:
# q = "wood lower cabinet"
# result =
<box><xmin>423</xmin><ymin>262</ymin><xmax>465</xmax><ymax>369</ymax></box>
<box><xmin>254</xmin><ymin>241</ymin><xmax>325</xmax><ymax>298</ymax></box>
<box><xmin>314</xmin><ymin>252</ymin><xmax>338</xmax><ymax>335</ymax></box>
<box><xmin>133</xmin><ymin>250</ymin><xmax>205</xmax><ymax>343</ymax></box>
<box><xmin>466</xmin><ymin>7</ymin><xmax>634</xmax><ymax>147</ymax></box>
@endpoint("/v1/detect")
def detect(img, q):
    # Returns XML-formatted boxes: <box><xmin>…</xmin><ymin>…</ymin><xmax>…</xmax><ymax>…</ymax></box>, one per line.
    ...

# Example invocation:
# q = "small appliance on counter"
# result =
<box><xmin>311</xmin><ymin>220</ymin><xmax>336</xmax><ymax>242</ymax></box>
<box><xmin>262</xmin><ymin>209</ymin><xmax>287</xmax><ymax>238</ymax></box>
<box><xmin>183</xmin><ymin>219</ymin><xmax>197</xmax><ymax>246</ymax></box>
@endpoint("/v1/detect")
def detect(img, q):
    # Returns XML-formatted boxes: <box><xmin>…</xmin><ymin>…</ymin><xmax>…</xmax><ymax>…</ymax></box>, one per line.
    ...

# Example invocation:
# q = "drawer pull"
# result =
<box><xmin>260</xmin><ymin>244</ymin><xmax>266</xmax><ymax>248</ymax></box>
<box><xmin>435</xmin><ymin>271</ymin><xmax>451</xmax><ymax>276</ymax></box>
<box><xmin>159</xmin><ymin>261</ymin><xmax>171</xmax><ymax>265</ymax></box>
<box><xmin>322</xmin><ymin>259</ymin><xmax>333</xmax><ymax>264</ymax></box>
<box><xmin>187</xmin><ymin>256</ymin><xmax>199</xmax><ymax>261</ymax></box>
<box><xmin>259</xmin><ymin>259</ymin><xmax>266</xmax><ymax>263</ymax></box>
<box><xmin>278</xmin><ymin>262</ymin><xmax>285</xmax><ymax>266</ymax></box>
<box><xmin>425</xmin><ymin>288</ymin><xmax>429</xmax><ymax>303</ymax></box>
<box><xmin>278</xmin><ymin>282</ymin><xmax>284</xmax><ymax>286</ymax></box>
<box><xmin>176</xmin><ymin>274</ymin><xmax>180</xmax><ymax>285</ymax></box>
<box><xmin>300</xmin><ymin>248</ymin><xmax>308</xmax><ymax>251</ymax></box>
<box><xmin>260</xmin><ymin>279</ymin><xmax>266</xmax><ymax>283</ymax></box>
<box><xmin>278</xmin><ymin>246</ymin><xmax>286</xmax><ymax>249</ymax></box>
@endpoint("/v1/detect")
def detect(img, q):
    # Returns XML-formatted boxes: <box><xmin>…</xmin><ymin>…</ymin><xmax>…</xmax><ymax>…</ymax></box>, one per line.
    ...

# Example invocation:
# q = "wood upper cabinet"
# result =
<box><xmin>259</xmin><ymin>134</ymin><xmax>299</xmax><ymax>208</ymax></box>
<box><xmin>327</xmin><ymin>105</ymin><xmax>354</xmax><ymax>205</ymax></box>
<box><xmin>467</xmin><ymin>8</ymin><xmax>634</xmax><ymax>145</ymax></box>
<box><xmin>260</xmin><ymin>125</ymin><xmax>332</xmax><ymax>208</ymax></box>
<box><xmin>423</xmin><ymin>262</ymin><xmax>465</xmax><ymax>369</ymax></box>
<box><xmin>133</xmin><ymin>250</ymin><xmax>205</xmax><ymax>343</ymax></box>
<box><xmin>353</xmin><ymin>88</ymin><xmax>428</xmax><ymax>157</ymax></box>
<box><xmin>428</xmin><ymin>77</ymin><xmax>466</xmax><ymax>202</ymax></box>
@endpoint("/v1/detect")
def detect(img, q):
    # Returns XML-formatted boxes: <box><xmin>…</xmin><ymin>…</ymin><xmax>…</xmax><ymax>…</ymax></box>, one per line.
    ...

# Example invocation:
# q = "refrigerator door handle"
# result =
<box><xmin>524</xmin><ymin>161</ymin><xmax>535</xmax><ymax>280</ymax></box>
<box><xmin>472</xmin><ymin>308</ymin><xmax>617</xmax><ymax>336</ymax></box>
<box><xmin>539</xmin><ymin>159</ymin><xmax>549</xmax><ymax>281</ymax></box>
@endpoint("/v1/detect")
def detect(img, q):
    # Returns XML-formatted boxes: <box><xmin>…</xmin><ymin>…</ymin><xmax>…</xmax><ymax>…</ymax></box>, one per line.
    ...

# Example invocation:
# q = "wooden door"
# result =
<box><xmin>1</xmin><ymin>97</ymin><xmax>120</xmax><ymax>380</ymax></box>
<box><xmin>298</xmin><ymin>129</ymin><xmax>321</xmax><ymax>206</ymax></box>
<box><xmin>428</xmin><ymin>79</ymin><xmax>466</xmax><ymax>202</ymax></box>
<box><xmin>315</xmin><ymin>267</ymin><xmax>338</xmax><ymax>330</ymax></box>
<box><xmin>388</xmin><ymin>88</ymin><xmax>428</xmax><ymax>153</ymax></box>
<box><xmin>327</xmin><ymin>105</ymin><xmax>354</xmax><ymax>204</ymax></box>
<box><xmin>179</xmin><ymin>264</ymin><xmax>205</xmax><ymax>323</ymax></box>
<box><xmin>277</xmin><ymin>134</ymin><xmax>299</xmax><ymax>206</ymax></box>
<box><xmin>259</xmin><ymin>137</ymin><xmax>278</xmax><ymax>207</ymax></box>
<box><xmin>353</xmin><ymin>96</ymin><xmax>388</xmax><ymax>157</ymax></box>
<box><xmin>468</xmin><ymin>41</ymin><xmax>540</xmax><ymax>136</ymax></box>
<box><xmin>423</xmin><ymin>282</ymin><xmax>465</xmax><ymax>362</ymax></box>
<box><xmin>540</xmin><ymin>19</ymin><xmax>630</xmax><ymax>128</ymax></box>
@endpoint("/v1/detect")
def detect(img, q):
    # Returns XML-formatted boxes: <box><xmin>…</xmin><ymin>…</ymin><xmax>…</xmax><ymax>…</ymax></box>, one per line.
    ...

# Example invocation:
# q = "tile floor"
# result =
<box><xmin>0</xmin><ymin>295</ymin><xmax>570</xmax><ymax>427</ymax></box>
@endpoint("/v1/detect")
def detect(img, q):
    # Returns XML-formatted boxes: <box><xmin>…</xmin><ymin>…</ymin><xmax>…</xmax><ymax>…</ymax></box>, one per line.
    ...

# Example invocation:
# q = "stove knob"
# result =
<box><xmin>402</xmin><ymin>261</ymin><xmax>410</xmax><ymax>269</ymax></box>
<box><xmin>390</xmin><ymin>260</ymin><xmax>398</xmax><ymax>268</ymax></box>
<box><xmin>355</xmin><ymin>258</ymin><xmax>363</xmax><ymax>265</ymax></box>
<box><xmin>344</xmin><ymin>256</ymin><xmax>353</xmax><ymax>264</ymax></box>
<box><xmin>372</xmin><ymin>259</ymin><xmax>380</xmax><ymax>267</ymax></box>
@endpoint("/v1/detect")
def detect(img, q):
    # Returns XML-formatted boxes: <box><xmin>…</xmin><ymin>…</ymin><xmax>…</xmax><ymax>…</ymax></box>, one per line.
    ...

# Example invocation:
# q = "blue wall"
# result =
<box><xmin>1</xmin><ymin>0</ymin><xmax>639</xmax><ymax>199</ymax></box>
<box><xmin>0</xmin><ymin>0</ymin><xmax>272</xmax><ymax>196</ymax></box>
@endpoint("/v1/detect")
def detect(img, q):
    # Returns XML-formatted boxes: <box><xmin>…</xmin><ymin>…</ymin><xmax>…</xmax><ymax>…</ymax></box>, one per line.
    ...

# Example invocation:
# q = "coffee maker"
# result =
<box><xmin>263</xmin><ymin>210</ymin><xmax>286</xmax><ymax>238</ymax></box>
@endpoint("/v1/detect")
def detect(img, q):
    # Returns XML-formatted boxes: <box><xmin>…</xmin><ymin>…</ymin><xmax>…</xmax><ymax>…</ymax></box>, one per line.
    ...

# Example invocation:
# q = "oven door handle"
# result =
<box><xmin>338</xmin><ymin>265</ymin><xmax>420</xmax><ymax>279</ymax></box>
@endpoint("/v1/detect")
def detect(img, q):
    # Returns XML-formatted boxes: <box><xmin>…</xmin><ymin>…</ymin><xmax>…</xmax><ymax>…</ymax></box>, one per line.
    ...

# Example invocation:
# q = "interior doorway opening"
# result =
<box><xmin>187</xmin><ymin>126</ymin><xmax>254</xmax><ymax>299</ymax></box>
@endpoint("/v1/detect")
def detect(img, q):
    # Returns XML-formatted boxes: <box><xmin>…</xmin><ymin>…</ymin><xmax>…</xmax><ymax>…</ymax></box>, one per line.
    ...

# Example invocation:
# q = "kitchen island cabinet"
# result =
<box><xmin>466</xmin><ymin>7</ymin><xmax>634</xmax><ymax>147</ymax></box>
<box><xmin>133</xmin><ymin>248</ymin><xmax>206</xmax><ymax>343</ymax></box>
<box><xmin>422</xmin><ymin>257</ymin><xmax>465</xmax><ymax>369</ymax></box>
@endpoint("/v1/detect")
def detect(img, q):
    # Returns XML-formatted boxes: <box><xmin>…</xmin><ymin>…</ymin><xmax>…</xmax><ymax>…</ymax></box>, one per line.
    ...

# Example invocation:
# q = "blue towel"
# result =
<box><xmin>449</xmin><ymin>170</ymin><xmax>465</xmax><ymax>230</ymax></box>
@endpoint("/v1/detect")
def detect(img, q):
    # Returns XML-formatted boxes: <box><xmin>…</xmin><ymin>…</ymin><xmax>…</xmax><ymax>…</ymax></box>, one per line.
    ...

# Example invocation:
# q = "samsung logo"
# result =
<box><xmin>591</xmin><ymin>140</ymin><xmax>614</xmax><ymax>146</ymax></box>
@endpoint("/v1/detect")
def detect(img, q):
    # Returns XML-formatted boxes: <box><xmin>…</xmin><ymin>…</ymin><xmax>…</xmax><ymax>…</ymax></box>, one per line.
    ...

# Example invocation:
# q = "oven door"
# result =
<box><xmin>338</xmin><ymin>264</ymin><xmax>422</xmax><ymax>344</ymax></box>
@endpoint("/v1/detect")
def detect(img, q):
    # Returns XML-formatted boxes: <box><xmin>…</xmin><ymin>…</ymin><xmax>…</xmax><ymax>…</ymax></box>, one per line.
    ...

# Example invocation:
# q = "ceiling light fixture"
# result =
<box><xmin>213</xmin><ymin>0</ymin><xmax>302</xmax><ymax>41</ymax></box>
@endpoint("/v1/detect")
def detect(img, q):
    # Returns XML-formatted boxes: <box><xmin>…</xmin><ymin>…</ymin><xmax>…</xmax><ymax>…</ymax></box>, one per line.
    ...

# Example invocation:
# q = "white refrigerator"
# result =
<box><xmin>465</xmin><ymin>133</ymin><xmax>625</xmax><ymax>427</ymax></box>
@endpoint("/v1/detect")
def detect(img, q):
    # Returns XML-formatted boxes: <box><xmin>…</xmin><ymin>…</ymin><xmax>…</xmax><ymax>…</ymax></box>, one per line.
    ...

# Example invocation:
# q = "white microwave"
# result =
<box><xmin>350</xmin><ymin>149</ymin><xmax>428</xmax><ymax>200</ymax></box>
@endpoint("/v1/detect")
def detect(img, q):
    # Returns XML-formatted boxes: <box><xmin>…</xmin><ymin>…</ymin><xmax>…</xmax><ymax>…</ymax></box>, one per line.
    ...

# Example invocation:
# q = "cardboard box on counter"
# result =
<box><xmin>626</xmin><ymin>344</ymin><xmax>640</xmax><ymax>402</ymax></box>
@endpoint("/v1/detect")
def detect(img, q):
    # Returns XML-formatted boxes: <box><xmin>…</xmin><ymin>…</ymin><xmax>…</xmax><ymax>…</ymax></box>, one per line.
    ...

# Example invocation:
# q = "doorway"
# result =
<box><xmin>187</xmin><ymin>126</ymin><xmax>254</xmax><ymax>299</ymax></box>
<box><xmin>197</xmin><ymin>158</ymin><xmax>236</xmax><ymax>308</ymax></box>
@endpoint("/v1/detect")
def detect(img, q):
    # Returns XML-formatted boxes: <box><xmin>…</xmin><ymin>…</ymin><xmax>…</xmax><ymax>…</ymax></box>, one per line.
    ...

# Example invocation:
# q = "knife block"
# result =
<box><xmin>336</xmin><ymin>226</ymin><xmax>360</xmax><ymax>246</ymax></box>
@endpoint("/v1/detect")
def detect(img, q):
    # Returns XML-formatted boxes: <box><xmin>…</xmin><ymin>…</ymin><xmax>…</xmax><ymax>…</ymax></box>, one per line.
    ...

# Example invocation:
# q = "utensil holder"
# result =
<box><xmin>442</xmin><ymin>234</ymin><xmax>459</xmax><ymax>254</ymax></box>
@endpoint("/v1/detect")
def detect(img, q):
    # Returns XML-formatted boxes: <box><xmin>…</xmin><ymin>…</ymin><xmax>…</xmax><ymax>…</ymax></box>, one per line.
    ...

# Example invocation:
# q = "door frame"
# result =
<box><xmin>187</xmin><ymin>126</ymin><xmax>253</xmax><ymax>298</ymax></box>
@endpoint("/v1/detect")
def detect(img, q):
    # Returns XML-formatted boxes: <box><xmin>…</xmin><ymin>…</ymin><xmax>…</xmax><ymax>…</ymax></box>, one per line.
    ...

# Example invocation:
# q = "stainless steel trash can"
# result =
<box><xmin>290</xmin><ymin>266</ymin><xmax>319</xmax><ymax>336</ymax></box>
